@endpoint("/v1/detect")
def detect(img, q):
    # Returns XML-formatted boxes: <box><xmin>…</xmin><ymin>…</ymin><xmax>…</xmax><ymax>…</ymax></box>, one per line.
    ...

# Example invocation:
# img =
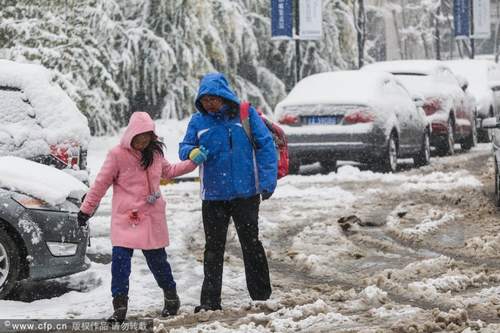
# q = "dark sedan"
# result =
<box><xmin>0</xmin><ymin>175</ymin><xmax>89</xmax><ymax>299</ymax></box>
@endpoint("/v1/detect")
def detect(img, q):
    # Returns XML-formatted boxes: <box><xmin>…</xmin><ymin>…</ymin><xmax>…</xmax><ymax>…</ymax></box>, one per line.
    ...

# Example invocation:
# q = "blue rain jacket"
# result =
<box><xmin>179</xmin><ymin>73</ymin><xmax>277</xmax><ymax>201</ymax></box>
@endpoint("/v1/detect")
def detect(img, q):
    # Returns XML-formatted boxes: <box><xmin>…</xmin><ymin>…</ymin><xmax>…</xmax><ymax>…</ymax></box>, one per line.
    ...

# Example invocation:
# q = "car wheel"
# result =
<box><xmin>0</xmin><ymin>229</ymin><xmax>20</xmax><ymax>299</ymax></box>
<box><xmin>436</xmin><ymin>119</ymin><xmax>455</xmax><ymax>156</ymax></box>
<box><xmin>496</xmin><ymin>160</ymin><xmax>500</xmax><ymax>207</ymax></box>
<box><xmin>320</xmin><ymin>160</ymin><xmax>337</xmax><ymax>174</ymax></box>
<box><xmin>461</xmin><ymin>116</ymin><xmax>477</xmax><ymax>151</ymax></box>
<box><xmin>374</xmin><ymin>132</ymin><xmax>398</xmax><ymax>173</ymax></box>
<box><xmin>414</xmin><ymin>130</ymin><xmax>431</xmax><ymax>167</ymax></box>
<box><xmin>478</xmin><ymin>108</ymin><xmax>494</xmax><ymax>143</ymax></box>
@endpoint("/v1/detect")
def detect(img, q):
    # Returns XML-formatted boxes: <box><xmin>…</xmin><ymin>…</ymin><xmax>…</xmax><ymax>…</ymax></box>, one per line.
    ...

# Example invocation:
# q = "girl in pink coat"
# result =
<box><xmin>77</xmin><ymin>112</ymin><xmax>208</xmax><ymax>323</ymax></box>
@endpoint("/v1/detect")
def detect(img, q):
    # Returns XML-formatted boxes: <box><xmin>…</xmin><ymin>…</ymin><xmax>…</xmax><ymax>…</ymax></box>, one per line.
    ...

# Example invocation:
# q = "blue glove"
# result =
<box><xmin>189</xmin><ymin>146</ymin><xmax>209</xmax><ymax>165</ymax></box>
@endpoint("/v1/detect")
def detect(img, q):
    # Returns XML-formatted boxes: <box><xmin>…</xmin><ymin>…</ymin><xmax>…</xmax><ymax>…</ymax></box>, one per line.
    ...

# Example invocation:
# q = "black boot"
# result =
<box><xmin>194</xmin><ymin>303</ymin><xmax>222</xmax><ymax>313</ymax></box>
<box><xmin>107</xmin><ymin>295</ymin><xmax>128</xmax><ymax>324</ymax></box>
<box><xmin>161</xmin><ymin>288</ymin><xmax>180</xmax><ymax>317</ymax></box>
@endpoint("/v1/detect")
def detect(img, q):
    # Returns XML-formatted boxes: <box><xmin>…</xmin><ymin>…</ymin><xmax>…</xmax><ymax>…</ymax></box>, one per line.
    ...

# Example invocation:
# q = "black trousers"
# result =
<box><xmin>200</xmin><ymin>195</ymin><xmax>271</xmax><ymax>306</ymax></box>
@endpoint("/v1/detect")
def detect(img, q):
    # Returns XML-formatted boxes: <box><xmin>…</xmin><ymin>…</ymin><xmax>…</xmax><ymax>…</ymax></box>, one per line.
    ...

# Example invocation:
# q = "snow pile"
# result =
<box><xmin>367</xmin><ymin>256</ymin><xmax>455</xmax><ymax>290</ymax></box>
<box><xmin>168</xmin><ymin>300</ymin><xmax>352</xmax><ymax>333</ymax></box>
<box><xmin>0</xmin><ymin>60</ymin><xmax>90</xmax><ymax>158</ymax></box>
<box><xmin>463</xmin><ymin>234</ymin><xmax>500</xmax><ymax>257</ymax></box>
<box><xmin>342</xmin><ymin>286</ymin><xmax>390</xmax><ymax>311</ymax></box>
<box><xmin>284</xmin><ymin>165</ymin><xmax>482</xmax><ymax>193</ymax></box>
<box><xmin>387</xmin><ymin>206</ymin><xmax>458</xmax><ymax>243</ymax></box>
<box><xmin>0</xmin><ymin>156</ymin><xmax>88</xmax><ymax>205</ymax></box>
<box><xmin>407</xmin><ymin>275</ymin><xmax>470</xmax><ymax>302</ymax></box>
<box><xmin>288</xmin><ymin>221</ymin><xmax>362</xmax><ymax>275</ymax></box>
<box><xmin>368</xmin><ymin>304</ymin><xmax>422</xmax><ymax>320</ymax></box>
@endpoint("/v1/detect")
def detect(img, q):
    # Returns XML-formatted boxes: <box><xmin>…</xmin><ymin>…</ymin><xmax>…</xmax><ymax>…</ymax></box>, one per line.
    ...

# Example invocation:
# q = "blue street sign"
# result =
<box><xmin>453</xmin><ymin>0</ymin><xmax>470</xmax><ymax>39</ymax></box>
<box><xmin>271</xmin><ymin>0</ymin><xmax>293</xmax><ymax>39</ymax></box>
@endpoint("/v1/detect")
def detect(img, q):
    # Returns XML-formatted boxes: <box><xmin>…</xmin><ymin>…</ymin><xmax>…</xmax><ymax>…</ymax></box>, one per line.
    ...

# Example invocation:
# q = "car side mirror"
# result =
<box><xmin>489</xmin><ymin>81</ymin><xmax>500</xmax><ymax>92</ymax></box>
<box><xmin>480</xmin><ymin>117</ymin><xmax>500</xmax><ymax>129</ymax></box>
<box><xmin>413</xmin><ymin>97</ymin><xmax>425</xmax><ymax>108</ymax></box>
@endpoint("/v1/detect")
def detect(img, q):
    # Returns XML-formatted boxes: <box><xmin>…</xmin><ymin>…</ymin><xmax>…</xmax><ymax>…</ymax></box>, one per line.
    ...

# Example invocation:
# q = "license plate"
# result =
<box><xmin>301</xmin><ymin>116</ymin><xmax>340</xmax><ymax>125</ymax></box>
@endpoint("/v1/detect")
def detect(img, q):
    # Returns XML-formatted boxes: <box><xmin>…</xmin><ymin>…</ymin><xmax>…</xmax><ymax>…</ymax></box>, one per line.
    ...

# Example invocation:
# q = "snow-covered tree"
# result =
<box><xmin>0</xmin><ymin>0</ymin><xmax>362</xmax><ymax>134</ymax></box>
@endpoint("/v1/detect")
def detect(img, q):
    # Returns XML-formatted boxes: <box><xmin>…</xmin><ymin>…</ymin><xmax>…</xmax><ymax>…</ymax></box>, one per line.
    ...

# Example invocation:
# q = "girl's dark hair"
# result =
<box><xmin>141</xmin><ymin>137</ymin><xmax>165</xmax><ymax>169</ymax></box>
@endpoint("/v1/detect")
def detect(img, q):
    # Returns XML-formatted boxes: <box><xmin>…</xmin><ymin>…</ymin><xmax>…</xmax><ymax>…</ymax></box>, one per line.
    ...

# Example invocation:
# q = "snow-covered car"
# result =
<box><xmin>274</xmin><ymin>70</ymin><xmax>431</xmax><ymax>173</ymax></box>
<box><xmin>444</xmin><ymin>59</ymin><xmax>500</xmax><ymax>142</ymax></box>
<box><xmin>0</xmin><ymin>60</ymin><xmax>91</xmax><ymax>182</ymax></box>
<box><xmin>480</xmin><ymin>116</ymin><xmax>500</xmax><ymax>206</ymax></box>
<box><xmin>0</xmin><ymin>157</ymin><xmax>89</xmax><ymax>299</ymax></box>
<box><xmin>362</xmin><ymin>60</ymin><xmax>477</xmax><ymax>155</ymax></box>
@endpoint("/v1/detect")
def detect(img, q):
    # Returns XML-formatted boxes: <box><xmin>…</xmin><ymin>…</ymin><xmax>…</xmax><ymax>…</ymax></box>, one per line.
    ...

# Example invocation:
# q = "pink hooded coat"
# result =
<box><xmin>80</xmin><ymin>112</ymin><xmax>197</xmax><ymax>250</ymax></box>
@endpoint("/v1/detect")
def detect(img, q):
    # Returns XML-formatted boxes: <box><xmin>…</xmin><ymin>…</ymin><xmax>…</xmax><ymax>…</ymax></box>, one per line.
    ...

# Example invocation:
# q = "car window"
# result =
<box><xmin>437</xmin><ymin>68</ymin><xmax>459</xmax><ymax>85</ymax></box>
<box><xmin>0</xmin><ymin>87</ymin><xmax>36</xmax><ymax>124</ymax></box>
<box><xmin>384</xmin><ymin>78</ymin><xmax>407</xmax><ymax>97</ymax></box>
<box><xmin>392</xmin><ymin>73</ymin><xmax>427</xmax><ymax>77</ymax></box>
<box><xmin>394</xmin><ymin>81</ymin><xmax>411</xmax><ymax>98</ymax></box>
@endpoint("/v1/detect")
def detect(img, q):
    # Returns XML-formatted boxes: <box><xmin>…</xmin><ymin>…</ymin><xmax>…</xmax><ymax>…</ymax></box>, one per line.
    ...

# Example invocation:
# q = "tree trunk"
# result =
<box><xmin>392</xmin><ymin>9</ymin><xmax>404</xmax><ymax>60</ymax></box>
<box><xmin>356</xmin><ymin>0</ymin><xmax>366</xmax><ymax>68</ymax></box>
<box><xmin>496</xmin><ymin>0</ymin><xmax>500</xmax><ymax>62</ymax></box>
<box><xmin>400</xmin><ymin>0</ymin><xmax>408</xmax><ymax>59</ymax></box>
<box><xmin>435</xmin><ymin>2</ymin><xmax>441</xmax><ymax>60</ymax></box>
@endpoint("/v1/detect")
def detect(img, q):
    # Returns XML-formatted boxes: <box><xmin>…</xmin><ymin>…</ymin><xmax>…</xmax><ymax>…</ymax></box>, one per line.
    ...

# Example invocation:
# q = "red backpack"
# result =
<box><xmin>240</xmin><ymin>101</ymin><xmax>289</xmax><ymax>179</ymax></box>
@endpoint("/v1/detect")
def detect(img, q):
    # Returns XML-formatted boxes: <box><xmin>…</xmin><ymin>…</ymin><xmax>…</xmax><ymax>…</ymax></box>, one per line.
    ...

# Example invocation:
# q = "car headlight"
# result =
<box><xmin>46</xmin><ymin>241</ymin><xmax>78</xmax><ymax>256</ymax></box>
<box><xmin>11</xmin><ymin>193</ymin><xmax>79</xmax><ymax>212</ymax></box>
<box><xmin>11</xmin><ymin>193</ymin><xmax>55</xmax><ymax>210</ymax></box>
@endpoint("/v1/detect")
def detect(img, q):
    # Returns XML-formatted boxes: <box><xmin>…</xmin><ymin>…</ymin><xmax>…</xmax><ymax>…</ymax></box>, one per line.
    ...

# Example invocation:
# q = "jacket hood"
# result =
<box><xmin>195</xmin><ymin>72</ymin><xmax>241</xmax><ymax>113</ymax></box>
<box><xmin>120</xmin><ymin>112</ymin><xmax>157</xmax><ymax>150</ymax></box>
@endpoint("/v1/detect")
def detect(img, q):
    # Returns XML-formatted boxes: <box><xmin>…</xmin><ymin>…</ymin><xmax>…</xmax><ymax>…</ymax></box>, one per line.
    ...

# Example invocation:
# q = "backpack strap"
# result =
<box><xmin>240</xmin><ymin>101</ymin><xmax>256</xmax><ymax>149</ymax></box>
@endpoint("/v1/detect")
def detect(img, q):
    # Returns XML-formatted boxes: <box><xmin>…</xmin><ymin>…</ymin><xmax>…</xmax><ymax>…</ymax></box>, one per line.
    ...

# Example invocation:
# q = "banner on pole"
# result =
<box><xmin>299</xmin><ymin>0</ymin><xmax>322</xmax><ymax>40</ymax></box>
<box><xmin>453</xmin><ymin>0</ymin><xmax>470</xmax><ymax>39</ymax></box>
<box><xmin>271</xmin><ymin>0</ymin><xmax>293</xmax><ymax>40</ymax></box>
<box><xmin>472</xmin><ymin>0</ymin><xmax>491</xmax><ymax>39</ymax></box>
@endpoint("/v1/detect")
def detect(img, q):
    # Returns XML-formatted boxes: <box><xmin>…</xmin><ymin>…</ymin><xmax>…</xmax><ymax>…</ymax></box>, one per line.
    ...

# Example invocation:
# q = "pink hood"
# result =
<box><xmin>120</xmin><ymin>112</ymin><xmax>156</xmax><ymax>150</ymax></box>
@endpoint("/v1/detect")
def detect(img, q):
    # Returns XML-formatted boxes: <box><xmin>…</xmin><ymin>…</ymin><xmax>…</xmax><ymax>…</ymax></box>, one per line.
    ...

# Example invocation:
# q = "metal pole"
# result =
<box><xmin>470</xmin><ymin>0</ymin><xmax>475</xmax><ymax>58</ymax></box>
<box><xmin>295</xmin><ymin>0</ymin><xmax>301</xmax><ymax>84</ymax></box>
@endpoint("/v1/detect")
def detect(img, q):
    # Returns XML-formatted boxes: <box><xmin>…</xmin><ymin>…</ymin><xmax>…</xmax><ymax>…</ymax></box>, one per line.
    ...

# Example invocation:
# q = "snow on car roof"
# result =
<box><xmin>362</xmin><ymin>60</ymin><xmax>446</xmax><ymax>75</ymax></box>
<box><xmin>444</xmin><ymin>59</ymin><xmax>499</xmax><ymax>84</ymax></box>
<box><xmin>279</xmin><ymin>70</ymin><xmax>395</xmax><ymax>106</ymax></box>
<box><xmin>0</xmin><ymin>156</ymin><xmax>88</xmax><ymax>205</ymax></box>
<box><xmin>0</xmin><ymin>60</ymin><xmax>90</xmax><ymax>158</ymax></box>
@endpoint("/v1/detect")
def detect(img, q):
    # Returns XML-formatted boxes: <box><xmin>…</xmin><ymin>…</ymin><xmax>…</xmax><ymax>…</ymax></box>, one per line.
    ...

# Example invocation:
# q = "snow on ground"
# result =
<box><xmin>1</xmin><ymin>119</ymin><xmax>495</xmax><ymax>332</ymax></box>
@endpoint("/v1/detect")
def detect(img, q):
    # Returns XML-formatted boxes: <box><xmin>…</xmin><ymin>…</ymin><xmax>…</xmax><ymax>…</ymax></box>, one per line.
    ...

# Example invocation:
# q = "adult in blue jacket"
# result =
<box><xmin>179</xmin><ymin>72</ymin><xmax>277</xmax><ymax>312</ymax></box>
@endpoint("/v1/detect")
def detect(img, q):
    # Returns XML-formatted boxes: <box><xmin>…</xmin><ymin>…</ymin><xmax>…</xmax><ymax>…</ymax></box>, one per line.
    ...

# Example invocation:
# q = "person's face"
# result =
<box><xmin>200</xmin><ymin>95</ymin><xmax>224</xmax><ymax>113</ymax></box>
<box><xmin>131</xmin><ymin>132</ymin><xmax>153</xmax><ymax>151</ymax></box>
